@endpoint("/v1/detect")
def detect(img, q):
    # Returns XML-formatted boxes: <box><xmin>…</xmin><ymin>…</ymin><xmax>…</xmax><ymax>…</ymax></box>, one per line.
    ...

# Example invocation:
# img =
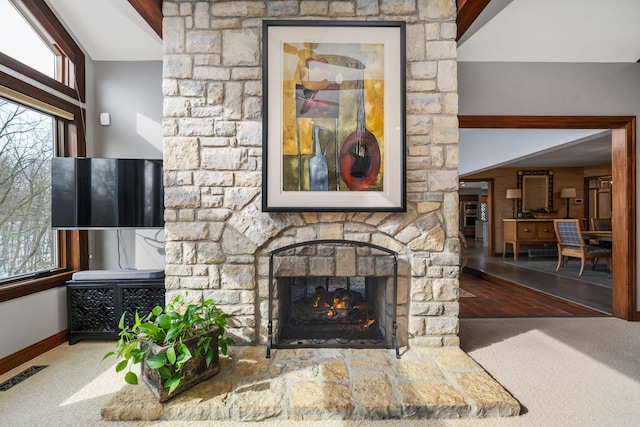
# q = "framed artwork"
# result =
<box><xmin>262</xmin><ymin>20</ymin><xmax>406</xmax><ymax>212</ymax></box>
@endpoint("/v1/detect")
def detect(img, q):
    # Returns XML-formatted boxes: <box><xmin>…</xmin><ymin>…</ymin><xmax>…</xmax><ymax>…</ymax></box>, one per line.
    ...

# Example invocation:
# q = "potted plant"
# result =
<box><xmin>103</xmin><ymin>295</ymin><xmax>233</xmax><ymax>402</ymax></box>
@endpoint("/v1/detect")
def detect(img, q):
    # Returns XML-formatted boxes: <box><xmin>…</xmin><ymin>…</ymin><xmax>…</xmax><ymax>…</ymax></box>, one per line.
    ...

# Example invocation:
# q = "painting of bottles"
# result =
<box><xmin>280</xmin><ymin>41</ymin><xmax>385</xmax><ymax>192</ymax></box>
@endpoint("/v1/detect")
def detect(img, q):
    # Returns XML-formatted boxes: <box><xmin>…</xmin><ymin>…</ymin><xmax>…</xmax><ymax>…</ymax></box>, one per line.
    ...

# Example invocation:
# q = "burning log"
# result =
<box><xmin>312</xmin><ymin>286</ymin><xmax>333</xmax><ymax>308</ymax></box>
<box><xmin>332</xmin><ymin>288</ymin><xmax>364</xmax><ymax>310</ymax></box>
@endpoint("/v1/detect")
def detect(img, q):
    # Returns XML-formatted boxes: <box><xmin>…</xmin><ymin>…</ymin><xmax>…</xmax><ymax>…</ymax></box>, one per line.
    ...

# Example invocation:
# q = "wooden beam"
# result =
<box><xmin>128</xmin><ymin>0</ymin><xmax>162</xmax><ymax>38</ymax></box>
<box><xmin>457</xmin><ymin>0</ymin><xmax>491</xmax><ymax>41</ymax></box>
<box><xmin>459</xmin><ymin>115</ymin><xmax>635</xmax><ymax>129</ymax></box>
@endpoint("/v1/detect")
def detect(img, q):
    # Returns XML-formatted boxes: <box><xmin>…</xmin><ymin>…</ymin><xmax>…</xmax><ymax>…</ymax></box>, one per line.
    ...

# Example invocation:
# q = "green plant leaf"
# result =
<box><xmin>158</xmin><ymin>366</ymin><xmax>171</xmax><ymax>379</ymax></box>
<box><xmin>175</xmin><ymin>343</ymin><xmax>192</xmax><ymax>368</ymax></box>
<box><xmin>167</xmin><ymin>311</ymin><xmax>181</xmax><ymax>320</ymax></box>
<box><xmin>146</xmin><ymin>354</ymin><xmax>167</xmax><ymax>369</ymax></box>
<box><xmin>205</xmin><ymin>348</ymin><xmax>213</xmax><ymax>367</ymax></box>
<box><xmin>178</xmin><ymin>343</ymin><xmax>191</xmax><ymax>357</ymax></box>
<box><xmin>117</xmin><ymin>313</ymin><xmax>127</xmax><ymax>330</ymax></box>
<box><xmin>166</xmin><ymin>346</ymin><xmax>177</xmax><ymax>365</ymax></box>
<box><xmin>165</xmin><ymin>324</ymin><xmax>183</xmax><ymax>342</ymax></box>
<box><xmin>219</xmin><ymin>337</ymin><xmax>233</xmax><ymax>355</ymax></box>
<box><xmin>115</xmin><ymin>359</ymin><xmax>129</xmax><ymax>373</ymax></box>
<box><xmin>131</xmin><ymin>348</ymin><xmax>146</xmax><ymax>364</ymax></box>
<box><xmin>124</xmin><ymin>371</ymin><xmax>138</xmax><ymax>385</ymax></box>
<box><xmin>197</xmin><ymin>336</ymin><xmax>211</xmax><ymax>358</ymax></box>
<box><xmin>152</xmin><ymin>305</ymin><xmax>163</xmax><ymax>316</ymax></box>
<box><xmin>138</xmin><ymin>323</ymin><xmax>159</xmax><ymax>336</ymax></box>
<box><xmin>156</xmin><ymin>314</ymin><xmax>172</xmax><ymax>329</ymax></box>
<box><xmin>165</xmin><ymin>375</ymin><xmax>181</xmax><ymax>395</ymax></box>
<box><xmin>102</xmin><ymin>351</ymin><xmax>115</xmax><ymax>361</ymax></box>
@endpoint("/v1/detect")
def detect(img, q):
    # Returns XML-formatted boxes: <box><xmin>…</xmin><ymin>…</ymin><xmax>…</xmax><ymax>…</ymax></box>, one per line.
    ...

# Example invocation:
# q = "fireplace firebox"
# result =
<box><xmin>267</xmin><ymin>240</ymin><xmax>399</xmax><ymax>358</ymax></box>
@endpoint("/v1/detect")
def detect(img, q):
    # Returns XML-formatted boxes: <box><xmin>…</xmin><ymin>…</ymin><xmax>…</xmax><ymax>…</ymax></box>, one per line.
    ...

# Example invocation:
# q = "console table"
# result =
<box><xmin>66</xmin><ymin>270</ymin><xmax>165</xmax><ymax>344</ymax></box>
<box><xmin>503</xmin><ymin>219</ymin><xmax>557</xmax><ymax>260</ymax></box>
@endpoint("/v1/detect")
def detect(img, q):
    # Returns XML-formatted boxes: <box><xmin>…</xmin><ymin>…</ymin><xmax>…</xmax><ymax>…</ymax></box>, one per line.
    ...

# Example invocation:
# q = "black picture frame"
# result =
<box><xmin>262</xmin><ymin>20</ymin><xmax>406</xmax><ymax>212</ymax></box>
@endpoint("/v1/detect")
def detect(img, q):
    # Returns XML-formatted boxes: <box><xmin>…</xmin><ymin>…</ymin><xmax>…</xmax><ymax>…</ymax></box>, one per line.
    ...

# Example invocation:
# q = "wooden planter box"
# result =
<box><xmin>140</xmin><ymin>327</ymin><xmax>221</xmax><ymax>402</ymax></box>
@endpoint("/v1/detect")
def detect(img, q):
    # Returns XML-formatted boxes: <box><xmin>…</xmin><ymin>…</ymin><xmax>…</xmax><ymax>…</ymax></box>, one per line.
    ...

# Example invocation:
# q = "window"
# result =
<box><xmin>0</xmin><ymin>0</ymin><xmax>86</xmax><ymax>302</ymax></box>
<box><xmin>0</xmin><ymin>0</ymin><xmax>55</xmax><ymax>77</ymax></box>
<box><xmin>0</xmin><ymin>0</ymin><xmax>85</xmax><ymax>102</ymax></box>
<box><xmin>0</xmin><ymin>99</ymin><xmax>56</xmax><ymax>279</ymax></box>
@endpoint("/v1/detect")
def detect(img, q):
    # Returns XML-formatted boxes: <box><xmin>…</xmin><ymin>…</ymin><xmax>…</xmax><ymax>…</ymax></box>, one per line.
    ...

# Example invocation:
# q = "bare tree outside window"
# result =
<box><xmin>0</xmin><ymin>98</ymin><xmax>56</xmax><ymax>279</ymax></box>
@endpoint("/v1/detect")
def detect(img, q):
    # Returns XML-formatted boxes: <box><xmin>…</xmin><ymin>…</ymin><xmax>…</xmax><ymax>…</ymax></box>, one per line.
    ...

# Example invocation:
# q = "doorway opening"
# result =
<box><xmin>459</xmin><ymin>115</ymin><xmax>637</xmax><ymax>321</ymax></box>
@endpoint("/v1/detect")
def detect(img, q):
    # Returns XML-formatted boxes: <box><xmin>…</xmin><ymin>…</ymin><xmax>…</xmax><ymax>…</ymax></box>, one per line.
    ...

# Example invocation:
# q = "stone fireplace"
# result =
<box><xmin>162</xmin><ymin>0</ymin><xmax>461</xmax><ymax>351</ymax></box>
<box><xmin>105</xmin><ymin>3</ymin><xmax>526</xmax><ymax>422</ymax></box>
<box><xmin>266</xmin><ymin>240</ymin><xmax>400</xmax><ymax>357</ymax></box>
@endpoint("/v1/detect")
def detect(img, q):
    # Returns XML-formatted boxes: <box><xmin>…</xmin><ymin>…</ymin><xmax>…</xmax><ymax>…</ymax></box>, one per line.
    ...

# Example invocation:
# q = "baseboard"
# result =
<box><xmin>0</xmin><ymin>330</ymin><xmax>68</xmax><ymax>375</ymax></box>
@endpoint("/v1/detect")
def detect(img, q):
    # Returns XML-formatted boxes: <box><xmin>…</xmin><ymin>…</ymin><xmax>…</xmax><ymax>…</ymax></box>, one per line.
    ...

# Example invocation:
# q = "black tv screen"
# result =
<box><xmin>51</xmin><ymin>158</ymin><xmax>164</xmax><ymax>229</ymax></box>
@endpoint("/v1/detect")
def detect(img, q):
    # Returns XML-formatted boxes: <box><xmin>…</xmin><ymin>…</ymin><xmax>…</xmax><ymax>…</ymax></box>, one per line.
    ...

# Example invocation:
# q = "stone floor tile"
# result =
<box><xmin>350</xmin><ymin>355</ymin><xmax>392</xmax><ymax>370</ymax></box>
<box><xmin>395</xmin><ymin>358</ymin><xmax>446</xmax><ymax>382</ymax></box>
<box><xmin>418</xmin><ymin>347</ymin><xmax>484</xmax><ymax>372</ymax></box>
<box><xmin>450</xmin><ymin>371</ymin><xmax>521</xmax><ymax>417</ymax></box>
<box><xmin>227</xmin><ymin>378</ymin><xmax>284</xmax><ymax>421</ymax></box>
<box><xmin>396</xmin><ymin>383</ymin><xmax>470</xmax><ymax>418</ymax></box>
<box><xmin>101</xmin><ymin>384</ymin><xmax>163</xmax><ymax>421</ymax></box>
<box><xmin>288</xmin><ymin>381</ymin><xmax>353</xmax><ymax>420</ymax></box>
<box><xmin>319</xmin><ymin>360</ymin><xmax>348</xmax><ymax>380</ymax></box>
<box><xmin>233</xmin><ymin>356</ymin><xmax>271</xmax><ymax>377</ymax></box>
<box><xmin>272</xmin><ymin>348</ymin><xmax>317</xmax><ymax>361</ymax></box>
<box><xmin>275</xmin><ymin>361</ymin><xmax>318</xmax><ymax>379</ymax></box>
<box><xmin>351</xmin><ymin>371</ymin><xmax>402</xmax><ymax>419</ymax></box>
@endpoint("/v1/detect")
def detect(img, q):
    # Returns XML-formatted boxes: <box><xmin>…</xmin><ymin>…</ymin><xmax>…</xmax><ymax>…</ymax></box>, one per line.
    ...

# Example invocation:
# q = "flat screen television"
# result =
<box><xmin>51</xmin><ymin>158</ymin><xmax>164</xmax><ymax>229</ymax></box>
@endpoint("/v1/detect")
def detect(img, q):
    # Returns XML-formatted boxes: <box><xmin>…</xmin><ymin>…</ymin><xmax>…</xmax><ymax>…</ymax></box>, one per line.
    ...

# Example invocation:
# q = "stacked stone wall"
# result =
<box><xmin>162</xmin><ymin>0</ymin><xmax>460</xmax><ymax>348</ymax></box>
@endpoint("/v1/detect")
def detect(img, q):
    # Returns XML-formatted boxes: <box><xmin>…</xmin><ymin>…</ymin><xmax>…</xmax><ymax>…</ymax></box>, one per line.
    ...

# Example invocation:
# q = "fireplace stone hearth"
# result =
<box><xmin>102</xmin><ymin>346</ymin><xmax>521</xmax><ymax>422</ymax></box>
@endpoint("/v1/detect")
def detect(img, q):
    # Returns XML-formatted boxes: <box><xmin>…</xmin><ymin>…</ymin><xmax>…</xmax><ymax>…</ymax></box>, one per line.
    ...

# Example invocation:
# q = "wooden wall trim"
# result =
<box><xmin>459</xmin><ymin>115</ymin><xmax>638</xmax><ymax>320</ymax></box>
<box><xmin>0</xmin><ymin>330</ymin><xmax>68</xmax><ymax>375</ymax></box>
<box><xmin>456</xmin><ymin>0</ymin><xmax>491</xmax><ymax>41</ymax></box>
<box><xmin>612</xmin><ymin>123</ymin><xmax>638</xmax><ymax>319</ymax></box>
<box><xmin>459</xmin><ymin>115</ymin><xmax>636</xmax><ymax>129</ymax></box>
<box><xmin>128</xmin><ymin>0</ymin><xmax>163</xmax><ymax>38</ymax></box>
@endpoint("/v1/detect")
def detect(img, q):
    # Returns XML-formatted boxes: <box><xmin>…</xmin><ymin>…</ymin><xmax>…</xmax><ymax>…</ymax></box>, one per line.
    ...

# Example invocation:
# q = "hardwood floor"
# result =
<box><xmin>460</xmin><ymin>273</ymin><xmax>605</xmax><ymax>318</ymax></box>
<box><xmin>461</xmin><ymin>239</ymin><xmax>612</xmax><ymax>316</ymax></box>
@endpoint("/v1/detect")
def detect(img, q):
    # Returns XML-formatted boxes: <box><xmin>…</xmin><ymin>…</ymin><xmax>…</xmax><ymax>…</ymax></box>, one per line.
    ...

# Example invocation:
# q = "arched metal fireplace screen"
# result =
<box><xmin>267</xmin><ymin>240</ymin><xmax>399</xmax><ymax>358</ymax></box>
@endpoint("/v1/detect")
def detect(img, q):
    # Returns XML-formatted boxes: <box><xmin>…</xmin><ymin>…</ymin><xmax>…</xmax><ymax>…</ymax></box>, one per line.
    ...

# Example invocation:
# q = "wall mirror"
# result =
<box><xmin>587</xmin><ymin>175</ymin><xmax>612</xmax><ymax>220</ymax></box>
<box><xmin>517</xmin><ymin>170</ymin><xmax>553</xmax><ymax>216</ymax></box>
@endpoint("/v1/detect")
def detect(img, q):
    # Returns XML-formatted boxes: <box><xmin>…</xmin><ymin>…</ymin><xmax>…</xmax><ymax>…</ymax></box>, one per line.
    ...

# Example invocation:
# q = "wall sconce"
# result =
<box><xmin>560</xmin><ymin>188</ymin><xmax>577</xmax><ymax>219</ymax></box>
<box><xmin>506</xmin><ymin>188</ymin><xmax>522</xmax><ymax>219</ymax></box>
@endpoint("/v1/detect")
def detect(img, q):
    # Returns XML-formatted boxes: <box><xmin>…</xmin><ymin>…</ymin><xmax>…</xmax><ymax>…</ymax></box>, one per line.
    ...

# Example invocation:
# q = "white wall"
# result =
<box><xmin>90</xmin><ymin>61</ymin><xmax>164</xmax><ymax>270</ymax></box>
<box><xmin>458</xmin><ymin>62</ymin><xmax>640</xmax><ymax>117</ymax></box>
<box><xmin>458</xmin><ymin>61</ymin><xmax>640</xmax><ymax>308</ymax></box>
<box><xmin>0</xmin><ymin>287</ymin><xmax>66</xmax><ymax>359</ymax></box>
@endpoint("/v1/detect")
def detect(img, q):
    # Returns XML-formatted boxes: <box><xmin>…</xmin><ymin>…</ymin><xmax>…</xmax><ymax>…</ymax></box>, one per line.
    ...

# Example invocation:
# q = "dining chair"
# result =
<box><xmin>553</xmin><ymin>219</ymin><xmax>612</xmax><ymax>276</ymax></box>
<box><xmin>590</xmin><ymin>217</ymin><xmax>612</xmax><ymax>231</ymax></box>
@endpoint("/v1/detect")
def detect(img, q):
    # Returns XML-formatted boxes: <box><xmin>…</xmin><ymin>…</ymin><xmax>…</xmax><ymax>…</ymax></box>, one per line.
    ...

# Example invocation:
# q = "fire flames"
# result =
<box><xmin>308</xmin><ymin>287</ymin><xmax>374</xmax><ymax>328</ymax></box>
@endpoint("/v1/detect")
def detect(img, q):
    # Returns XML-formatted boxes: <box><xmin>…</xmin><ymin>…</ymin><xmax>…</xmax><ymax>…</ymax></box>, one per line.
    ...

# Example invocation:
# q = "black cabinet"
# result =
<box><xmin>67</xmin><ymin>275</ymin><xmax>165</xmax><ymax>344</ymax></box>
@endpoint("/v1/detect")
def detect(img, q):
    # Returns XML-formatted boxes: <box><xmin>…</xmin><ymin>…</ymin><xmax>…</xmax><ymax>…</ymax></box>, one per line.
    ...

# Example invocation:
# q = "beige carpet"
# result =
<box><xmin>1</xmin><ymin>317</ymin><xmax>639</xmax><ymax>426</ymax></box>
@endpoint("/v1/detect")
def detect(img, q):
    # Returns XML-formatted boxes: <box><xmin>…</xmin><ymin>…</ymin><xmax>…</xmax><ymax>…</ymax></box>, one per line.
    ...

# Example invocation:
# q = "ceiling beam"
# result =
<box><xmin>457</xmin><ymin>0</ymin><xmax>491</xmax><ymax>41</ymax></box>
<box><xmin>128</xmin><ymin>0</ymin><xmax>162</xmax><ymax>38</ymax></box>
<box><xmin>132</xmin><ymin>0</ymin><xmax>487</xmax><ymax>45</ymax></box>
